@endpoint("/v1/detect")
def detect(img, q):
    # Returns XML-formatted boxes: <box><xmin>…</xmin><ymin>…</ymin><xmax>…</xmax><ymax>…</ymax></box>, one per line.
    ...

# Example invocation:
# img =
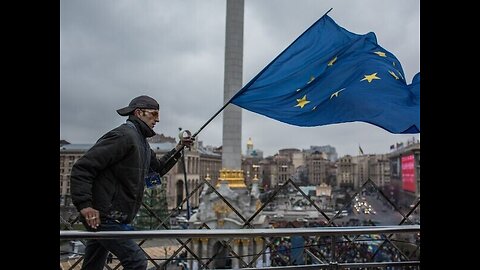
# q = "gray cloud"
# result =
<box><xmin>60</xmin><ymin>0</ymin><xmax>420</xmax><ymax>157</ymax></box>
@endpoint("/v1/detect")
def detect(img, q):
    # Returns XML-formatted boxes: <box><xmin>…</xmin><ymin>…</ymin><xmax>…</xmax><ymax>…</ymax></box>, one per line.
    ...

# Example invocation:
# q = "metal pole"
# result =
<box><xmin>181</xmin><ymin>148</ymin><xmax>191</xmax><ymax>220</ymax></box>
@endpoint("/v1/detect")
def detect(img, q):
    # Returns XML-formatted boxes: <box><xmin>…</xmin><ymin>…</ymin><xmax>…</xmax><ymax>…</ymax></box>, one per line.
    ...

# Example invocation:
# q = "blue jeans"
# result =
<box><xmin>81</xmin><ymin>221</ymin><xmax>147</xmax><ymax>270</ymax></box>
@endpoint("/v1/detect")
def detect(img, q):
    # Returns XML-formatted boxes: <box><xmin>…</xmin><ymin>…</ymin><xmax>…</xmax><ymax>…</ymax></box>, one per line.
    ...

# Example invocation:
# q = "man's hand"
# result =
<box><xmin>177</xmin><ymin>136</ymin><xmax>195</xmax><ymax>150</ymax></box>
<box><xmin>80</xmin><ymin>207</ymin><xmax>100</xmax><ymax>229</ymax></box>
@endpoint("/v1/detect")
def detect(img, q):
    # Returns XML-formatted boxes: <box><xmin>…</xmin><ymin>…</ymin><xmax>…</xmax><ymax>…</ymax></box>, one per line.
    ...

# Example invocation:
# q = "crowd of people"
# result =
<box><xmin>269</xmin><ymin>232</ymin><xmax>419</xmax><ymax>268</ymax></box>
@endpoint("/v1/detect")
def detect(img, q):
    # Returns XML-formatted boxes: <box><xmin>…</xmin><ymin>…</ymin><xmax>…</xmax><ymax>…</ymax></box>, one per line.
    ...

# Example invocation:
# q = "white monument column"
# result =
<box><xmin>232</xmin><ymin>239</ymin><xmax>241</xmax><ymax>269</ymax></box>
<box><xmin>222</xmin><ymin>0</ymin><xmax>244</xmax><ymax>170</ymax></box>
<box><xmin>241</xmin><ymin>239</ymin><xmax>250</xmax><ymax>267</ymax></box>
<box><xmin>191</xmin><ymin>239</ymin><xmax>199</xmax><ymax>270</ymax></box>
<box><xmin>255</xmin><ymin>237</ymin><xmax>264</xmax><ymax>268</ymax></box>
<box><xmin>200</xmin><ymin>238</ymin><xmax>209</xmax><ymax>267</ymax></box>
<box><xmin>265</xmin><ymin>245</ymin><xmax>271</xmax><ymax>267</ymax></box>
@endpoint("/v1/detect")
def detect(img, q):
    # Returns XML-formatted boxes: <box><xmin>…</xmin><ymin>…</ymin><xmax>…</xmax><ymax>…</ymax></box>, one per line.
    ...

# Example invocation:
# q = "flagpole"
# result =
<box><xmin>323</xmin><ymin>7</ymin><xmax>333</xmax><ymax>17</ymax></box>
<box><xmin>191</xmin><ymin>98</ymin><xmax>232</xmax><ymax>138</ymax></box>
<box><xmin>165</xmin><ymin>95</ymin><xmax>238</xmax><ymax>161</ymax></box>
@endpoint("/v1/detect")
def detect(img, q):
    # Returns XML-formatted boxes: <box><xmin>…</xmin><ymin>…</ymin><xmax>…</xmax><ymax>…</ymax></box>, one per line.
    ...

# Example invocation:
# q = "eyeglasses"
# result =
<box><xmin>141</xmin><ymin>109</ymin><xmax>159</xmax><ymax>118</ymax></box>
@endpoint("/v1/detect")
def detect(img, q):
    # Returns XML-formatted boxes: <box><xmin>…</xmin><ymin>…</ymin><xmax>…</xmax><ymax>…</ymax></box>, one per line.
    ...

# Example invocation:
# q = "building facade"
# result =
<box><xmin>387</xmin><ymin>141</ymin><xmax>420</xmax><ymax>209</ymax></box>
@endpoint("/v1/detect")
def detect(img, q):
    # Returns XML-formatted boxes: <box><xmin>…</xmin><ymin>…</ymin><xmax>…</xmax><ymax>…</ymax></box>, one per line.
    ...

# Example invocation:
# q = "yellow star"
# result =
<box><xmin>307</xmin><ymin>75</ymin><xmax>315</xmax><ymax>84</ymax></box>
<box><xmin>328</xmin><ymin>56</ymin><xmax>337</xmax><ymax>66</ymax></box>
<box><xmin>397</xmin><ymin>71</ymin><xmax>404</xmax><ymax>80</ymax></box>
<box><xmin>361</xmin><ymin>73</ymin><xmax>381</xmax><ymax>83</ymax></box>
<box><xmin>330</xmin><ymin>88</ymin><xmax>346</xmax><ymax>99</ymax></box>
<box><xmin>374</xmin><ymin>51</ymin><xmax>386</xmax><ymax>57</ymax></box>
<box><xmin>295</xmin><ymin>95</ymin><xmax>310</xmax><ymax>108</ymax></box>
<box><xmin>388</xmin><ymin>70</ymin><xmax>399</xmax><ymax>80</ymax></box>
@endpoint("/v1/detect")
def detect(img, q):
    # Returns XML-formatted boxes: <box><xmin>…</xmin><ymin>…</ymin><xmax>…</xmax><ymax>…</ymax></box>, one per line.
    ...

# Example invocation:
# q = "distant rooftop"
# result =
<box><xmin>197</xmin><ymin>145</ymin><xmax>221</xmax><ymax>157</ymax></box>
<box><xmin>59</xmin><ymin>139</ymin><xmax>70</xmax><ymax>147</ymax></box>
<box><xmin>149</xmin><ymin>142</ymin><xmax>176</xmax><ymax>152</ymax></box>
<box><xmin>60</xmin><ymin>144</ymin><xmax>93</xmax><ymax>151</ymax></box>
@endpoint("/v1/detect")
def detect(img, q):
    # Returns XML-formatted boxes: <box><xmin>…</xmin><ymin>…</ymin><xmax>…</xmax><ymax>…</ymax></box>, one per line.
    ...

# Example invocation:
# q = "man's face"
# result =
<box><xmin>136</xmin><ymin>108</ymin><xmax>159</xmax><ymax>129</ymax></box>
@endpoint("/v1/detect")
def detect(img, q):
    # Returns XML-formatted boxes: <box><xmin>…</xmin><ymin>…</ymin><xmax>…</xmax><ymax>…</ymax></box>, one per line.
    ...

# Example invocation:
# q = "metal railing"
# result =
<box><xmin>60</xmin><ymin>177</ymin><xmax>420</xmax><ymax>269</ymax></box>
<box><xmin>60</xmin><ymin>225</ymin><xmax>420</xmax><ymax>269</ymax></box>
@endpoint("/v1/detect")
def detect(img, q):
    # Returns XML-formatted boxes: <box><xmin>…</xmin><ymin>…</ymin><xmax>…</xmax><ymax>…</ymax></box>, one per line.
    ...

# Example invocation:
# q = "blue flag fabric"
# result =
<box><xmin>230</xmin><ymin>14</ymin><xmax>420</xmax><ymax>134</ymax></box>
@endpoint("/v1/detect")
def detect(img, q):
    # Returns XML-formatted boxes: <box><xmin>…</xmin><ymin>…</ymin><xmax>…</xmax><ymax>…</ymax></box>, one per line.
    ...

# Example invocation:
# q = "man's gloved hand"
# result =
<box><xmin>180</xmin><ymin>136</ymin><xmax>195</xmax><ymax>148</ymax></box>
<box><xmin>175</xmin><ymin>136</ymin><xmax>195</xmax><ymax>151</ymax></box>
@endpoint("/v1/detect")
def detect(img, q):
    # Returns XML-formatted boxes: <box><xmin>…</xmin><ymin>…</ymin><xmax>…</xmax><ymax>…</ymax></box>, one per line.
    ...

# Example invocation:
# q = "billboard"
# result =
<box><xmin>401</xmin><ymin>154</ymin><xmax>416</xmax><ymax>192</ymax></box>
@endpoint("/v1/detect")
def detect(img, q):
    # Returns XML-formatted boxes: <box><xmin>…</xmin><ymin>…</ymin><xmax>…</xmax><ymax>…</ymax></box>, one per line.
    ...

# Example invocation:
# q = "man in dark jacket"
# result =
<box><xmin>70</xmin><ymin>95</ymin><xmax>194</xmax><ymax>270</ymax></box>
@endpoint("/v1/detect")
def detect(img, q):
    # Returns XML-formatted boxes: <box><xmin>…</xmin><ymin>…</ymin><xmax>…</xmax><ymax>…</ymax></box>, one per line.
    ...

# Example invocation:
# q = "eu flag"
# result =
<box><xmin>230</xmin><ymin>14</ymin><xmax>420</xmax><ymax>134</ymax></box>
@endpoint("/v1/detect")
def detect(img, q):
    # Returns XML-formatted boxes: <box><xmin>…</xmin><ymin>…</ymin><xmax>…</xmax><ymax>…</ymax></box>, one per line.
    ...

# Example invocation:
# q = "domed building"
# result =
<box><xmin>188</xmin><ymin>170</ymin><xmax>270</xmax><ymax>269</ymax></box>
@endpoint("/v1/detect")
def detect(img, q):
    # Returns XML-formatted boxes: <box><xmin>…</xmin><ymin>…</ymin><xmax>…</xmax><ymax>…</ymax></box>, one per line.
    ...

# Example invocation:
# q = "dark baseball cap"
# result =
<box><xmin>116</xmin><ymin>95</ymin><xmax>159</xmax><ymax>116</ymax></box>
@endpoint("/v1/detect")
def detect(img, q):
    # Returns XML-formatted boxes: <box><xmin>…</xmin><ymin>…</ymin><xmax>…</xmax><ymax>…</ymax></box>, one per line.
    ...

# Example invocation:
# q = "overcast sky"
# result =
<box><xmin>60</xmin><ymin>0</ymin><xmax>420</xmax><ymax>157</ymax></box>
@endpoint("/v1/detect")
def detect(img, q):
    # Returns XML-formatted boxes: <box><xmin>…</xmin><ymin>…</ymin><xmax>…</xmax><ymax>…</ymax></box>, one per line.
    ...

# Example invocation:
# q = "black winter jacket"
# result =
<box><xmin>70</xmin><ymin>116</ymin><xmax>181</xmax><ymax>224</ymax></box>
